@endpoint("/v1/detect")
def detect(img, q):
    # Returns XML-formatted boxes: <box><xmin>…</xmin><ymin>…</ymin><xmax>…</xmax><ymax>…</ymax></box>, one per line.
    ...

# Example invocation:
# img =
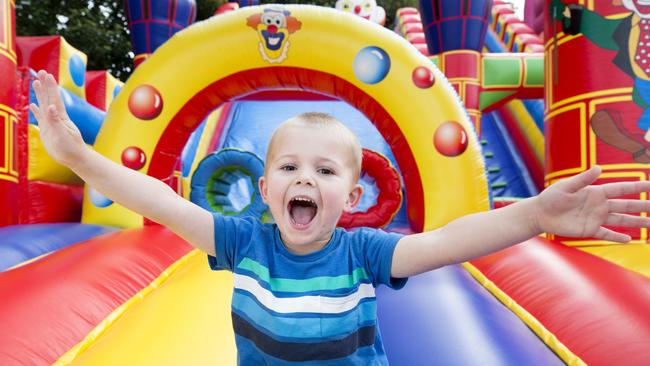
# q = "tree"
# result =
<box><xmin>16</xmin><ymin>1</ymin><xmax>133</xmax><ymax>81</ymax></box>
<box><xmin>197</xmin><ymin>0</ymin><xmax>229</xmax><ymax>20</ymax></box>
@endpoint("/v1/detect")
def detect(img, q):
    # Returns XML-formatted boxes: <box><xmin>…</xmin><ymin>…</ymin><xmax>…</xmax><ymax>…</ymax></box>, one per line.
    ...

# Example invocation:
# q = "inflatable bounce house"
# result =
<box><xmin>1</xmin><ymin>0</ymin><xmax>649</xmax><ymax>364</ymax></box>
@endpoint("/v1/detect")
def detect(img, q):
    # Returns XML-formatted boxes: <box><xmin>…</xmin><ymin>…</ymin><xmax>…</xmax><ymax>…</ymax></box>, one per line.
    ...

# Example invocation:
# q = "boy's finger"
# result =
<box><xmin>45</xmin><ymin>74</ymin><xmax>67</xmax><ymax>116</ymax></box>
<box><xmin>559</xmin><ymin>165</ymin><xmax>601</xmax><ymax>193</ymax></box>
<box><xmin>604</xmin><ymin>213</ymin><xmax>650</xmax><ymax>228</ymax></box>
<box><xmin>32</xmin><ymin>79</ymin><xmax>48</xmax><ymax>111</ymax></box>
<box><xmin>608</xmin><ymin>199</ymin><xmax>650</xmax><ymax>213</ymax></box>
<box><xmin>603</xmin><ymin>180</ymin><xmax>650</xmax><ymax>198</ymax></box>
<box><xmin>29</xmin><ymin>103</ymin><xmax>43</xmax><ymax>123</ymax></box>
<box><xmin>594</xmin><ymin>227</ymin><xmax>630</xmax><ymax>243</ymax></box>
<box><xmin>37</xmin><ymin>70</ymin><xmax>49</xmax><ymax>88</ymax></box>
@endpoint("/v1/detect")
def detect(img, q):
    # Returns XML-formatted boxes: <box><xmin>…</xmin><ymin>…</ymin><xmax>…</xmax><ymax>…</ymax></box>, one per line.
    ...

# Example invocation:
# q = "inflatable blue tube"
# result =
<box><xmin>377</xmin><ymin>265</ymin><xmax>564</xmax><ymax>365</ymax></box>
<box><xmin>482</xmin><ymin>112</ymin><xmax>537</xmax><ymax>198</ymax></box>
<box><xmin>190</xmin><ymin>148</ymin><xmax>267</xmax><ymax>219</ymax></box>
<box><xmin>0</xmin><ymin>223</ymin><xmax>116</xmax><ymax>271</ymax></box>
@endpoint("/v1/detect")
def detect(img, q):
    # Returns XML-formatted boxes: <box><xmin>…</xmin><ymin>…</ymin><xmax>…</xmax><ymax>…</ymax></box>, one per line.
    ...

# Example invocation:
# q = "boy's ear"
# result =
<box><xmin>258</xmin><ymin>176</ymin><xmax>269</xmax><ymax>204</ymax></box>
<box><xmin>344</xmin><ymin>184</ymin><xmax>363</xmax><ymax>212</ymax></box>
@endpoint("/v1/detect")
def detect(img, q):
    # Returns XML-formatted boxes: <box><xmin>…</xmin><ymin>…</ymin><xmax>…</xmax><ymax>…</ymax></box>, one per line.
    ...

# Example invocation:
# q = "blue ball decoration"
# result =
<box><xmin>353</xmin><ymin>46</ymin><xmax>391</xmax><ymax>85</ymax></box>
<box><xmin>69</xmin><ymin>54</ymin><xmax>86</xmax><ymax>87</ymax></box>
<box><xmin>88</xmin><ymin>187</ymin><xmax>113</xmax><ymax>208</ymax></box>
<box><xmin>113</xmin><ymin>84</ymin><xmax>122</xmax><ymax>98</ymax></box>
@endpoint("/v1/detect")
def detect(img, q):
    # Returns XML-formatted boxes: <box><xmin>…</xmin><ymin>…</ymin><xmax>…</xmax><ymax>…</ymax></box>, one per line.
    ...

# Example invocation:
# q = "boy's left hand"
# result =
<box><xmin>534</xmin><ymin>166</ymin><xmax>650</xmax><ymax>242</ymax></box>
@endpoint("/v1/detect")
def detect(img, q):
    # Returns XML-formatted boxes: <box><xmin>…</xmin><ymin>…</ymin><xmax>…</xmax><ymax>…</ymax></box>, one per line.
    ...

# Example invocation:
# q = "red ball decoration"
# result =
<box><xmin>121</xmin><ymin>146</ymin><xmax>147</xmax><ymax>170</ymax></box>
<box><xmin>128</xmin><ymin>85</ymin><xmax>163</xmax><ymax>120</ymax></box>
<box><xmin>412</xmin><ymin>66</ymin><xmax>435</xmax><ymax>89</ymax></box>
<box><xmin>433</xmin><ymin>121</ymin><xmax>468</xmax><ymax>157</ymax></box>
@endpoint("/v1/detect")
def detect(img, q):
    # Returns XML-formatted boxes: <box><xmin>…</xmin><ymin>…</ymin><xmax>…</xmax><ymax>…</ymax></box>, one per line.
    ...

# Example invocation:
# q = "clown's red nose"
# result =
<box><xmin>354</xmin><ymin>5</ymin><xmax>361</xmax><ymax>13</ymax></box>
<box><xmin>268</xmin><ymin>25</ymin><xmax>278</xmax><ymax>33</ymax></box>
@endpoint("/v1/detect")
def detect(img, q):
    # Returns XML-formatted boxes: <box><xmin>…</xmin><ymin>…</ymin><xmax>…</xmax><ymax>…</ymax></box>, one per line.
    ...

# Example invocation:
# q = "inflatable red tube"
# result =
<box><xmin>338</xmin><ymin>149</ymin><xmax>402</xmax><ymax>229</ymax></box>
<box><xmin>0</xmin><ymin>226</ymin><xmax>192</xmax><ymax>365</ymax></box>
<box><xmin>470</xmin><ymin>237</ymin><xmax>650</xmax><ymax>365</ymax></box>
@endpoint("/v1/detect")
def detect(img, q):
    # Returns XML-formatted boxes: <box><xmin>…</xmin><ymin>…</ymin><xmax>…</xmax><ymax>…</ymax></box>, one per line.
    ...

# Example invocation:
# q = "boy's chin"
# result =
<box><xmin>279</xmin><ymin>223</ymin><xmax>334</xmax><ymax>253</ymax></box>
<box><xmin>280</xmin><ymin>227</ymin><xmax>318</xmax><ymax>245</ymax></box>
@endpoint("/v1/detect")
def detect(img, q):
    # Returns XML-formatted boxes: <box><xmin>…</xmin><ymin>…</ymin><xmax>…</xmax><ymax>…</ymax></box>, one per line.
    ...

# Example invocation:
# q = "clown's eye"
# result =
<box><xmin>343</xmin><ymin>4</ymin><xmax>349</xmax><ymax>8</ymax></box>
<box><xmin>264</xmin><ymin>18</ymin><xmax>272</xmax><ymax>24</ymax></box>
<box><xmin>275</xmin><ymin>19</ymin><xmax>281</xmax><ymax>25</ymax></box>
<box><xmin>365</xmin><ymin>3</ymin><xmax>370</xmax><ymax>7</ymax></box>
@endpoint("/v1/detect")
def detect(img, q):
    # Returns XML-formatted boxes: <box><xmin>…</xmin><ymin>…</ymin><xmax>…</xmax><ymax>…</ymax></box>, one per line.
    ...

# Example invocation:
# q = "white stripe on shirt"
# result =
<box><xmin>233</xmin><ymin>273</ymin><xmax>376</xmax><ymax>314</ymax></box>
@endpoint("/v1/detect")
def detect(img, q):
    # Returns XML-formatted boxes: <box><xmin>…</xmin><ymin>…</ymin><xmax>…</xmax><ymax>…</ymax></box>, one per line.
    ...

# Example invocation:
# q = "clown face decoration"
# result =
<box><xmin>247</xmin><ymin>8</ymin><xmax>302</xmax><ymax>63</ymax></box>
<box><xmin>335</xmin><ymin>0</ymin><xmax>386</xmax><ymax>25</ymax></box>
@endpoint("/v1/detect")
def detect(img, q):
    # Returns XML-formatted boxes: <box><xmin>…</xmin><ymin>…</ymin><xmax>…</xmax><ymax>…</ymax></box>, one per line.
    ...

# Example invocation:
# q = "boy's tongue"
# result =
<box><xmin>290</xmin><ymin>204</ymin><xmax>316</xmax><ymax>225</ymax></box>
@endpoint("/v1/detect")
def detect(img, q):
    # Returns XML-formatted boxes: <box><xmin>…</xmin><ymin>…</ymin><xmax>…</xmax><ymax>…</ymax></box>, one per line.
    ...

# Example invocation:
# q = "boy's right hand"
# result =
<box><xmin>29</xmin><ymin>70</ymin><xmax>87</xmax><ymax>168</ymax></box>
<box><xmin>28</xmin><ymin>72</ymin><xmax>216</xmax><ymax>256</ymax></box>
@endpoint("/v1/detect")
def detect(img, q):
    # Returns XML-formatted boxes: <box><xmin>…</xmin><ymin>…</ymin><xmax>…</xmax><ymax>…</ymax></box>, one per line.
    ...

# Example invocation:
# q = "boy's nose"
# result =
<box><xmin>295</xmin><ymin>175</ymin><xmax>314</xmax><ymax>186</ymax></box>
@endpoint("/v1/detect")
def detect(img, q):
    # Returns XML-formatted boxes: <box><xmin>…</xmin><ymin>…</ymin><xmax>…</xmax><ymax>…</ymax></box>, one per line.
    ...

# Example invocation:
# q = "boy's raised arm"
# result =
<box><xmin>391</xmin><ymin>166</ymin><xmax>650</xmax><ymax>278</ymax></box>
<box><xmin>30</xmin><ymin>71</ymin><xmax>215</xmax><ymax>256</ymax></box>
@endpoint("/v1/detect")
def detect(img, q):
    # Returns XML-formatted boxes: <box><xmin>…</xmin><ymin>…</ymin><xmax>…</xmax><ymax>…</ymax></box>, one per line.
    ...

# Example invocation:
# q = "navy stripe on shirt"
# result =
<box><xmin>232</xmin><ymin>312</ymin><xmax>377</xmax><ymax>362</ymax></box>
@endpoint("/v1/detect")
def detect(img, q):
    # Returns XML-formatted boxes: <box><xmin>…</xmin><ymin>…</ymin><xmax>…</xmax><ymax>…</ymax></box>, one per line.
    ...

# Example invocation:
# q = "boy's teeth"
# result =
<box><xmin>293</xmin><ymin>197</ymin><xmax>315</xmax><ymax>204</ymax></box>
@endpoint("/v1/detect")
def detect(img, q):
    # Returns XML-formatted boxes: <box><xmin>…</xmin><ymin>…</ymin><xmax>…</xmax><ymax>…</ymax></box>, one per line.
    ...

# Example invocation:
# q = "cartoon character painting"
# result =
<box><xmin>247</xmin><ymin>8</ymin><xmax>302</xmax><ymax>64</ymax></box>
<box><xmin>551</xmin><ymin>0</ymin><xmax>650</xmax><ymax>162</ymax></box>
<box><xmin>335</xmin><ymin>0</ymin><xmax>386</xmax><ymax>25</ymax></box>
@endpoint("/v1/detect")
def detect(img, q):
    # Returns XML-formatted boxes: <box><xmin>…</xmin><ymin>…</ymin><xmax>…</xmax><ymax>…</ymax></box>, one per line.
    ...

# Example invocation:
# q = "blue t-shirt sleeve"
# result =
<box><xmin>357</xmin><ymin>228</ymin><xmax>407</xmax><ymax>289</ymax></box>
<box><xmin>207</xmin><ymin>213</ymin><xmax>255</xmax><ymax>271</ymax></box>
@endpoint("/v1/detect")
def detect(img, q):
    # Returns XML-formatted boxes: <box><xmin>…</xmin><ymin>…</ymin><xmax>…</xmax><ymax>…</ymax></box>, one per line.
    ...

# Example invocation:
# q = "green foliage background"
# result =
<box><xmin>16</xmin><ymin>0</ymin><xmax>418</xmax><ymax>81</ymax></box>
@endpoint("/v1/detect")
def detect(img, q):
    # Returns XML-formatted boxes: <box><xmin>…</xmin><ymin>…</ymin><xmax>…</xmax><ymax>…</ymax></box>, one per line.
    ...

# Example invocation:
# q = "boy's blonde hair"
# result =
<box><xmin>265</xmin><ymin>112</ymin><xmax>363</xmax><ymax>182</ymax></box>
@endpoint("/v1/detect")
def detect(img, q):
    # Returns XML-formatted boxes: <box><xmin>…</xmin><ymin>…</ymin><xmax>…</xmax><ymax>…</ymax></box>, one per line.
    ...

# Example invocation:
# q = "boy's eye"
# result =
<box><xmin>318</xmin><ymin>168</ymin><xmax>334</xmax><ymax>175</ymax></box>
<box><xmin>281</xmin><ymin>165</ymin><xmax>296</xmax><ymax>171</ymax></box>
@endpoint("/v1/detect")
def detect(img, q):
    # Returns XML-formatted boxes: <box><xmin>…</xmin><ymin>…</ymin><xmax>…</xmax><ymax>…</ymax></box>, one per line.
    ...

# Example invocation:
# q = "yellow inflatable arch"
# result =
<box><xmin>82</xmin><ymin>5</ymin><xmax>488</xmax><ymax>231</ymax></box>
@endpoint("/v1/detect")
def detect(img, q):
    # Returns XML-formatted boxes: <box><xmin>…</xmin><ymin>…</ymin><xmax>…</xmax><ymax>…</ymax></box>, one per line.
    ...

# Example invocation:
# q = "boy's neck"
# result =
<box><xmin>279</xmin><ymin>231</ymin><xmax>334</xmax><ymax>255</ymax></box>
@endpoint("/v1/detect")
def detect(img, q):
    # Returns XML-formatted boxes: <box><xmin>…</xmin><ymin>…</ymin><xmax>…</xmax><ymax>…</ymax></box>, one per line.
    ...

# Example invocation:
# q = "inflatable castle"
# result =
<box><xmin>0</xmin><ymin>0</ymin><xmax>649</xmax><ymax>365</ymax></box>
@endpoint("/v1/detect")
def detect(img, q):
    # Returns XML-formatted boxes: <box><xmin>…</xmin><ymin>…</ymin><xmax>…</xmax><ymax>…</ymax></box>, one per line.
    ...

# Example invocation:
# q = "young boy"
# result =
<box><xmin>30</xmin><ymin>70</ymin><xmax>650</xmax><ymax>364</ymax></box>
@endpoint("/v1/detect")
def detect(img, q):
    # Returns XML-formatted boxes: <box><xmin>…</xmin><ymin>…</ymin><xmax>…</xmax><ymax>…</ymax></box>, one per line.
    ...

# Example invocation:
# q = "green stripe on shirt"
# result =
<box><xmin>236</xmin><ymin>257</ymin><xmax>369</xmax><ymax>292</ymax></box>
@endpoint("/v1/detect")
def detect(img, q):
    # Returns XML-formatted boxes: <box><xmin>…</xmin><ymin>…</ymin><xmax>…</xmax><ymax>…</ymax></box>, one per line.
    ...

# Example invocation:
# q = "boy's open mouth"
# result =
<box><xmin>288</xmin><ymin>197</ymin><xmax>318</xmax><ymax>227</ymax></box>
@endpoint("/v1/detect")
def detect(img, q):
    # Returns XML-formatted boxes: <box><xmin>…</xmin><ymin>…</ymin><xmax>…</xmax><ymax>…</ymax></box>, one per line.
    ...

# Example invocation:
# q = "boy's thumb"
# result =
<box><xmin>567</xmin><ymin>165</ymin><xmax>601</xmax><ymax>192</ymax></box>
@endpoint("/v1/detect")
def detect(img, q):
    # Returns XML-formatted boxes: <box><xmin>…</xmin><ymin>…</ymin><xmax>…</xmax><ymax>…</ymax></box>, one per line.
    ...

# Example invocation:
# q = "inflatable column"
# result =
<box><xmin>419</xmin><ymin>0</ymin><xmax>493</xmax><ymax>132</ymax></box>
<box><xmin>238</xmin><ymin>0</ymin><xmax>260</xmax><ymax>7</ymax></box>
<box><xmin>546</xmin><ymin>0</ymin><xmax>650</xmax><ymax>244</ymax></box>
<box><xmin>124</xmin><ymin>0</ymin><xmax>197</xmax><ymax>68</ymax></box>
<box><xmin>0</xmin><ymin>0</ymin><xmax>19</xmax><ymax>226</ymax></box>
<box><xmin>524</xmin><ymin>0</ymin><xmax>544</xmax><ymax>35</ymax></box>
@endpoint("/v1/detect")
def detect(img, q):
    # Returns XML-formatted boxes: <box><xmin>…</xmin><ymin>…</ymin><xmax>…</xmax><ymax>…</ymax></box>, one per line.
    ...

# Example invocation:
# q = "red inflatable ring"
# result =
<box><xmin>338</xmin><ymin>148</ymin><xmax>403</xmax><ymax>229</ymax></box>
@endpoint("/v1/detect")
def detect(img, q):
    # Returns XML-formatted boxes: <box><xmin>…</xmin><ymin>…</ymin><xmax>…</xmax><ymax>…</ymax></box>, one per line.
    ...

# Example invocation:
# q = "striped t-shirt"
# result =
<box><xmin>209</xmin><ymin>214</ymin><xmax>406</xmax><ymax>365</ymax></box>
